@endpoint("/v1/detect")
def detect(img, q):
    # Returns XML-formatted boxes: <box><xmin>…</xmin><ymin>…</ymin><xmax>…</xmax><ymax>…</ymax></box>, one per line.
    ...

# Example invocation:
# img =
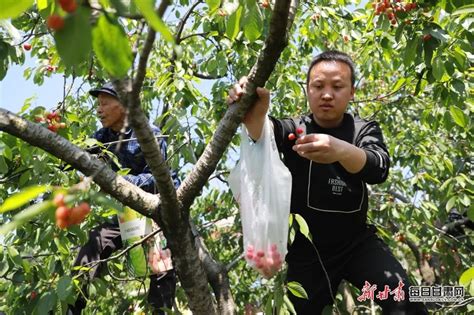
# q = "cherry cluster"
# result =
<box><xmin>47</xmin><ymin>0</ymin><xmax>78</xmax><ymax>31</ymax></box>
<box><xmin>245</xmin><ymin>244</ymin><xmax>283</xmax><ymax>279</ymax></box>
<box><xmin>372</xmin><ymin>0</ymin><xmax>418</xmax><ymax>25</ymax></box>
<box><xmin>34</xmin><ymin>111</ymin><xmax>66</xmax><ymax>132</ymax></box>
<box><xmin>288</xmin><ymin>127</ymin><xmax>304</xmax><ymax>141</ymax></box>
<box><xmin>54</xmin><ymin>194</ymin><xmax>91</xmax><ymax>229</ymax></box>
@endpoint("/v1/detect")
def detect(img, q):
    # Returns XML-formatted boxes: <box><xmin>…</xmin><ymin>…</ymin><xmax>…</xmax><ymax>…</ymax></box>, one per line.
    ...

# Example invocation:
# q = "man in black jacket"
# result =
<box><xmin>228</xmin><ymin>51</ymin><xmax>428</xmax><ymax>314</ymax></box>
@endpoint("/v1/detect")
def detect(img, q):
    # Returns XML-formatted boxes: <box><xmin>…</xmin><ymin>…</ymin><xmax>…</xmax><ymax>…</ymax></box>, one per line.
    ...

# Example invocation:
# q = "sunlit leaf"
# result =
<box><xmin>243</xmin><ymin>1</ymin><xmax>262</xmax><ymax>42</ymax></box>
<box><xmin>449</xmin><ymin>105</ymin><xmax>467</xmax><ymax>128</ymax></box>
<box><xmin>226</xmin><ymin>6</ymin><xmax>243</xmax><ymax>40</ymax></box>
<box><xmin>0</xmin><ymin>185</ymin><xmax>50</xmax><ymax>213</ymax></box>
<box><xmin>54</xmin><ymin>7</ymin><xmax>92</xmax><ymax>67</ymax></box>
<box><xmin>287</xmin><ymin>281</ymin><xmax>308</xmax><ymax>299</ymax></box>
<box><xmin>135</xmin><ymin>0</ymin><xmax>175</xmax><ymax>43</ymax></box>
<box><xmin>92</xmin><ymin>15</ymin><xmax>132</xmax><ymax>78</ymax></box>
<box><xmin>294</xmin><ymin>214</ymin><xmax>312</xmax><ymax>242</ymax></box>
<box><xmin>460</xmin><ymin>267</ymin><xmax>474</xmax><ymax>286</ymax></box>
<box><xmin>0</xmin><ymin>0</ymin><xmax>34</xmax><ymax>19</ymax></box>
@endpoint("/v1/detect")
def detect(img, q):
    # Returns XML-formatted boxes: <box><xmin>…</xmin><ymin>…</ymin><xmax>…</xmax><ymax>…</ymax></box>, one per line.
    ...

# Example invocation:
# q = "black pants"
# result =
<box><xmin>287</xmin><ymin>233</ymin><xmax>428</xmax><ymax>315</ymax></box>
<box><xmin>69</xmin><ymin>220</ymin><xmax>176</xmax><ymax>314</ymax></box>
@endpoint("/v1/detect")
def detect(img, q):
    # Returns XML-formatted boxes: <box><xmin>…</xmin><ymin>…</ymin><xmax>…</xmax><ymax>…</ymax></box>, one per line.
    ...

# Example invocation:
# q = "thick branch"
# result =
<box><xmin>0</xmin><ymin>108</ymin><xmax>160</xmax><ymax>216</ymax></box>
<box><xmin>191</xmin><ymin>222</ymin><xmax>235</xmax><ymax>315</ymax></box>
<box><xmin>125</xmin><ymin>1</ymin><xmax>217</xmax><ymax>313</ymax></box>
<box><xmin>177</xmin><ymin>0</ymin><xmax>298</xmax><ymax>211</ymax></box>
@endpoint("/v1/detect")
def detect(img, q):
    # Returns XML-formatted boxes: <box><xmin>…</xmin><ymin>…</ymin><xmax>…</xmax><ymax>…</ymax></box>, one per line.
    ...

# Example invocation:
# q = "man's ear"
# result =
<box><xmin>350</xmin><ymin>86</ymin><xmax>355</xmax><ymax>99</ymax></box>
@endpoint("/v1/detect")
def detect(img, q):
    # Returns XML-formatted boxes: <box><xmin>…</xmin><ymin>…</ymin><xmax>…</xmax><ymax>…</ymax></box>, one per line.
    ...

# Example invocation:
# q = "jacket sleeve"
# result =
<box><xmin>354</xmin><ymin>120</ymin><xmax>390</xmax><ymax>184</ymax></box>
<box><xmin>269</xmin><ymin>116</ymin><xmax>296</xmax><ymax>153</ymax></box>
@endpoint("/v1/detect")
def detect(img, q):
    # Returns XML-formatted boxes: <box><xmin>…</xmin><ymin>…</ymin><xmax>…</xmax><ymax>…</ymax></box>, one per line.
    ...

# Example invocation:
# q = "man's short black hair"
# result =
<box><xmin>306</xmin><ymin>50</ymin><xmax>356</xmax><ymax>87</ymax></box>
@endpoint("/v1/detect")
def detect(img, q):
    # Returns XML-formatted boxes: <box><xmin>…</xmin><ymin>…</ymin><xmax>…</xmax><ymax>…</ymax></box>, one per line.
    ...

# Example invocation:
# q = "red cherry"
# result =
<box><xmin>68</xmin><ymin>206</ymin><xmax>84</xmax><ymax>225</ymax></box>
<box><xmin>288</xmin><ymin>133</ymin><xmax>296</xmax><ymax>141</ymax></box>
<box><xmin>55</xmin><ymin>206</ymin><xmax>69</xmax><ymax>221</ymax></box>
<box><xmin>422</xmin><ymin>34</ymin><xmax>432</xmax><ymax>41</ymax></box>
<box><xmin>78</xmin><ymin>202</ymin><xmax>91</xmax><ymax>216</ymax></box>
<box><xmin>296</xmin><ymin>127</ymin><xmax>304</xmax><ymax>134</ymax></box>
<box><xmin>30</xmin><ymin>291</ymin><xmax>37</xmax><ymax>300</ymax></box>
<box><xmin>48</xmin><ymin>124</ymin><xmax>58</xmax><ymax>132</ymax></box>
<box><xmin>59</xmin><ymin>0</ymin><xmax>77</xmax><ymax>13</ymax></box>
<box><xmin>56</xmin><ymin>218</ymin><xmax>68</xmax><ymax>229</ymax></box>
<box><xmin>47</xmin><ymin>15</ymin><xmax>65</xmax><ymax>31</ymax></box>
<box><xmin>23</xmin><ymin>43</ymin><xmax>32</xmax><ymax>51</ymax></box>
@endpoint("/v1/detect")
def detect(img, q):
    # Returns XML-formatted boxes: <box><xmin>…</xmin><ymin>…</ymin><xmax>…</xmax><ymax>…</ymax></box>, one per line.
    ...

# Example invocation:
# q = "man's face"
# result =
<box><xmin>307</xmin><ymin>61</ymin><xmax>355</xmax><ymax>128</ymax></box>
<box><xmin>97</xmin><ymin>93</ymin><xmax>126</xmax><ymax>131</ymax></box>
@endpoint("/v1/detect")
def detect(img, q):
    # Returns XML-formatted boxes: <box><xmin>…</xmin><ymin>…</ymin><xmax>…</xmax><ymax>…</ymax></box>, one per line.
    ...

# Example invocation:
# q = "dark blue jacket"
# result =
<box><xmin>93</xmin><ymin>126</ymin><xmax>180</xmax><ymax>194</ymax></box>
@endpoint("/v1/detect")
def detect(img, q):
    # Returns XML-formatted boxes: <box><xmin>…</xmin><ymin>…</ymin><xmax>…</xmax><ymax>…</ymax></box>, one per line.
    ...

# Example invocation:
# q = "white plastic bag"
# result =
<box><xmin>228</xmin><ymin>116</ymin><xmax>292</xmax><ymax>279</ymax></box>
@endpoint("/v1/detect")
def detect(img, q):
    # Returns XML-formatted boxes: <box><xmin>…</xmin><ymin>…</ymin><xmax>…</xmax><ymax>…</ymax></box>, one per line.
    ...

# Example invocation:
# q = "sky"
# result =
<box><xmin>0</xmin><ymin>55</ymin><xmax>66</xmax><ymax>114</ymax></box>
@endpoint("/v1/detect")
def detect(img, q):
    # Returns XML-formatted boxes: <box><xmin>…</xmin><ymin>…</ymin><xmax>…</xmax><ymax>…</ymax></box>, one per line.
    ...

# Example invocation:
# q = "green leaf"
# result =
<box><xmin>0</xmin><ymin>258</ymin><xmax>9</xmax><ymax>277</ymax></box>
<box><xmin>294</xmin><ymin>214</ymin><xmax>312</xmax><ymax>241</ymax></box>
<box><xmin>283</xmin><ymin>294</ymin><xmax>297</xmax><ymax>314</ymax></box>
<box><xmin>135</xmin><ymin>0</ymin><xmax>175</xmax><ymax>43</ymax></box>
<box><xmin>0</xmin><ymin>185</ymin><xmax>50</xmax><ymax>213</ymax></box>
<box><xmin>0</xmin><ymin>156</ymin><xmax>7</xmax><ymax>174</ymax></box>
<box><xmin>449</xmin><ymin>105</ymin><xmax>467</xmax><ymax>128</ymax></box>
<box><xmin>404</xmin><ymin>36</ymin><xmax>419</xmax><ymax>67</ymax></box>
<box><xmin>452</xmin><ymin>4</ymin><xmax>474</xmax><ymax>15</ymax></box>
<box><xmin>459</xmin><ymin>267</ymin><xmax>474</xmax><ymax>286</ymax></box>
<box><xmin>432</xmin><ymin>56</ymin><xmax>444</xmax><ymax>81</ymax></box>
<box><xmin>446</xmin><ymin>196</ymin><xmax>457</xmax><ymax>211</ymax></box>
<box><xmin>0</xmin><ymin>0</ymin><xmax>34</xmax><ymax>19</ymax></box>
<box><xmin>92</xmin><ymin>15</ymin><xmax>132</xmax><ymax>78</ymax></box>
<box><xmin>37</xmin><ymin>291</ymin><xmax>57</xmax><ymax>314</ymax></box>
<box><xmin>226</xmin><ymin>6</ymin><xmax>243</xmax><ymax>40</ymax></box>
<box><xmin>206</xmin><ymin>0</ymin><xmax>221</xmax><ymax>13</ymax></box>
<box><xmin>37</xmin><ymin>0</ymin><xmax>47</xmax><ymax>10</ymax></box>
<box><xmin>391</xmin><ymin>78</ymin><xmax>406</xmax><ymax>93</ymax></box>
<box><xmin>287</xmin><ymin>281</ymin><xmax>308</xmax><ymax>299</ymax></box>
<box><xmin>429</xmin><ymin>28</ymin><xmax>448</xmax><ymax>43</ymax></box>
<box><xmin>54</xmin><ymin>7</ymin><xmax>92</xmax><ymax>67</ymax></box>
<box><xmin>7</xmin><ymin>246</ymin><xmax>22</xmax><ymax>266</ymax></box>
<box><xmin>0</xmin><ymin>201</ymin><xmax>54</xmax><ymax>235</ymax></box>
<box><xmin>57</xmin><ymin>276</ymin><xmax>73</xmax><ymax>301</ymax></box>
<box><xmin>243</xmin><ymin>2</ymin><xmax>262</xmax><ymax>42</ymax></box>
<box><xmin>110</xmin><ymin>0</ymin><xmax>139</xmax><ymax>16</ymax></box>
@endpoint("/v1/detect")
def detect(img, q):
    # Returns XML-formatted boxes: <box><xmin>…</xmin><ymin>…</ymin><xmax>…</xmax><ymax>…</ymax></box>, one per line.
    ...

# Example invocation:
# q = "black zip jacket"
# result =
<box><xmin>269</xmin><ymin>113</ymin><xmax>390</xmax><ymax>263</ymax></box>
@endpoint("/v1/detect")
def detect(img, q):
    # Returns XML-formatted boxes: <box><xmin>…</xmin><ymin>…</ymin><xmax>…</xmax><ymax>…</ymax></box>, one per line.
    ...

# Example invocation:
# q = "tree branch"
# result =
<box><xmin>177</xmin><ymin>0</ymin><xmax>298</xmax><ymax>212</ymax></box>
<box><xmin>176</xmin><ymin>0</ymin><xmax>203</xmax><ymax>44</ymax></box>
<box><xmin>122</xmin><ymin>1</ymin><xmax>218</xmax><ymax>313</ymax></box>
<box><xmin>191</xmin><ymin>222</ymin><xmax>236</xmax><ymax>315</ymax></box>
<box><xmin>0</xmin><ymin>108</ymin><xmax>160</xmax><ymax>217</ymax></box>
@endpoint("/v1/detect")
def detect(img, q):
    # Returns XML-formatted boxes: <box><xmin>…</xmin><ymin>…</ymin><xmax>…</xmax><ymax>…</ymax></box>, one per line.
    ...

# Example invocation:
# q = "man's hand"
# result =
<box><xmin>227</xmin><ymin>77</ymin><xmax>270</xmax><ymax>140</ymax></box>
<box><xmin>292</xmin><ymin>134</ymin><xmax>367</xmax><ymax>173</ymax></box>
<box><xmin>292</xmin><ymin>134</ymin><xmax>345</xmax><ymax>164</ymax></box>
